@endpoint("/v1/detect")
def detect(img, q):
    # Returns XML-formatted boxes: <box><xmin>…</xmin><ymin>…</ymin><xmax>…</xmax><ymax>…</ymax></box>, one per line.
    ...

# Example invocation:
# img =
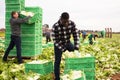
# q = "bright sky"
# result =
<box><xmin>0</xmin><ymin>0</ymin><xmax>120</xmax><ymax>32</ymax></box>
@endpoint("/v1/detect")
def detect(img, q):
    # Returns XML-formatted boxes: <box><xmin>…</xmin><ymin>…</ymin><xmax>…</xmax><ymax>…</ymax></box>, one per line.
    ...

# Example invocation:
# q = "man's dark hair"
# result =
<box><xmin>11</xmin><ymin>11</ymin><xmax>19</xmax><ymax>18</ymax></box>
<box><xmin>61</xmin><ymin>12</ymin><xmax>69</xmax><ymax>19</ymax></box>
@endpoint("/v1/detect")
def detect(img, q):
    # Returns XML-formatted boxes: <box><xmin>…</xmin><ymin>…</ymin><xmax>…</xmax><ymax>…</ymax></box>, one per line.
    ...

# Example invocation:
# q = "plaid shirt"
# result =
<box><xmin>52</xmin><ymin>20</ymin><xmax>79</xmax><ymax>51</ymax></box>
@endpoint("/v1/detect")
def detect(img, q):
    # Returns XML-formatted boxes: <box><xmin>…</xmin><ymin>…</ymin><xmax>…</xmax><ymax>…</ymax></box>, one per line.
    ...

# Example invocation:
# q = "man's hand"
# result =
<box><xmin>28</xmin><ymin>12</ymin><xmax>34</xmax><ymax>17</ymax></box>
<box><xmin>62</xmin><ymin>48</ymin><xmax>66</xmax><ymax>52</ymax></box>
<box><xmin>74</xmin><ymin>47</ymin><xmax>79</xmax><ymax>50</ymax></box>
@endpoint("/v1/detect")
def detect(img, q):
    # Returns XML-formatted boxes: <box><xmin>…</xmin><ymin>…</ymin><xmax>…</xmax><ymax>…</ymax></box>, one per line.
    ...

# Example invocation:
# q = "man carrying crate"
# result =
<box><xmin>52</xmin><ymin>12</ymin><xmax>80</xmax><ymax>80</ymax></box>
<box><xmin>3</xmin><ymin>11</ymin><xmax>31</xmax><ymax>64</ymax></box>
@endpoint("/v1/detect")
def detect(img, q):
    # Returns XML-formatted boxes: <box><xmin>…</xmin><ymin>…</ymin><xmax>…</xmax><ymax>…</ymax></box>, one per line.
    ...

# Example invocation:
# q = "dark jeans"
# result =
<box><xmin>54</xmin><ymin>42</ymin><xmax>74</xmax><ymax>80</ymax></box>
<box><xmin>82</xmin><ymin>35</ymin><xmax>86</xmax><ymax>41</ymax></box>
<box><xmin>3</xmin><ymin>35</ymin><xmax>22</xmax><ymax>63</ymax></box>
<box><xmin>46</xmin><ymin>36</ymin><xmax>51</xmax><ymax>43</ymax></box>
<box><xmin>89</xmin><ymin>40</ymin><xmax>93</xmax><ymax>45</ymax></box>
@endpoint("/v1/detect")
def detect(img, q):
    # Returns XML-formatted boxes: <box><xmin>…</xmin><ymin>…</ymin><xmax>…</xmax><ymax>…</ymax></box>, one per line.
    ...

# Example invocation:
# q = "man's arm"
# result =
<box><xmin>12</xmin><ymin>16</ymin><xmax>31</xmax><ymax>24</ymax></box>
<box><xmin>52</xmin><ymin>25</ymin><xmax>66</xmax><ymax>52</ymax></box>
<box><xmin>72</xmin><ymin>22</ymin><xmax>80</xmax><ymax>50</ymax></box>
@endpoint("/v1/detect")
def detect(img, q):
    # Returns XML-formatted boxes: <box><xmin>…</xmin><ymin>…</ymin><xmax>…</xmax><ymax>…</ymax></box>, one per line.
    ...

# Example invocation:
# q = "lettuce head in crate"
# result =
<box><xmin>20</xmin><ymin>11</ymin><xmax>39</xmax><ymax>24</ymax></box>
<box><xmin>20</xmin><ymin>11</ymin><xmax>34</xmax><ymax>17</ymax></box>
<box><xmin>61</xmin><ymin>70</ymin><xmax>86</xmax><ymax>80</ymax></box>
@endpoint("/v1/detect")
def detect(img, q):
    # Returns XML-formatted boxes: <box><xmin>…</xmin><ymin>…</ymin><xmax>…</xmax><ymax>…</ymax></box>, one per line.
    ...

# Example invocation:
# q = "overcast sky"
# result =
<box><xmin>0</xmin><ymin>0</ymin><xmax>120</xmax><ymax>32</ymax></box>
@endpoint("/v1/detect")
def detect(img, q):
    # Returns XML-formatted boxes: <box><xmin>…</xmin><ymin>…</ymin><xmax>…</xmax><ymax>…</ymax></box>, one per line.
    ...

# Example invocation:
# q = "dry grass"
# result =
<box><xmin>0</xmin><ymin>31</ymin><xmax>5</xmax><ymax>37</ymax></box>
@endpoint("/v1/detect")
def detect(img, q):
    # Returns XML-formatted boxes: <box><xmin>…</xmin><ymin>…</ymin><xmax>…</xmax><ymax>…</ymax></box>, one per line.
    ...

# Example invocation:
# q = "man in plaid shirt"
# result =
<box><xmin>52</xmin><ymin>12</ymin><xmax>80</xmax><ymax>80</ymax></box>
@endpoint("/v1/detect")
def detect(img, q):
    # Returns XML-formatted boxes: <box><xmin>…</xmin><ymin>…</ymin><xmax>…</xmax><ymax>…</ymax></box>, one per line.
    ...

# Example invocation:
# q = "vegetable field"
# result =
<box><xmin>0</xmin><ymin>33</ymin><xmax>120</xmax><ymax>80</ymax></box>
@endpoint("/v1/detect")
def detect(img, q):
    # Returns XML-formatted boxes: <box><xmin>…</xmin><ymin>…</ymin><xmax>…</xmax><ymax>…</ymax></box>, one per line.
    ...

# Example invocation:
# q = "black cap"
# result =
<box><xmin>61</xmin><ymin>12</ymin><xmax>69</xmax><ymax>19</ymax></box>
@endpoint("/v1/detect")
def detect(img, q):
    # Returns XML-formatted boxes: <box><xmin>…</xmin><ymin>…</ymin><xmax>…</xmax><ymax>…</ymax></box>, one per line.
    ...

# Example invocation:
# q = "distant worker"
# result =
<box><xmin>100</xmin><ymin>30</ymin><xmax>105</xmax><ymax>38</ymax></box>
<box><xmin>101</xmin><ymin>31</ymin><xmax>103</xmax><ymax>38</ymax></box>
<box><xmin>88</xmin><ymin>33</ymin><xmax>93</xmax><ymax>45</ymax></box>
<box><xmin>3</xmin><ymin>11</ymin><xmax>31</xmax><ymax>64</ymax></box>
<box><xmin>110</xmin><ymin>28</ymin><xmax>112</xmax><ymax>38</ymax></box>
<box><xmin>82</xmin><ymin>31</ymin><xmax>87</xmax><ymax>41</ymax></box>
<box><xmin>93</xmin><ymin>33</ymin><xmax>98</xmax><ymax>41</ymax></box>
<box><xmin>45</xmin><ymin>24</ymin><xmax>51</xmax><ymax>43</ymax></box>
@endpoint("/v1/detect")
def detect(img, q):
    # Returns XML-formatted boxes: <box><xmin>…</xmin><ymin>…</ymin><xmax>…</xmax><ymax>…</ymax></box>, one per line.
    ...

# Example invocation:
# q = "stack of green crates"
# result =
<box><xmin>5</xmin><ymin>0</ymin><xmax>43</xmax><ymax>57</ymax></box>
<box><xmin>64</xmin><ymin>57</ymin><xmax>95</xmax><ymax>80</ymax></box>
<box><xmin>5</xmin><ymin>0</ymin><xmax>25</xmax><ymax>51</ymax></box>
<box><xmin>25</xmin><ymin>61</ymin><xmax>53</xmax><ymax>75</ymax></box>
<box><xmin>20</xmin><ymin>7</ymin><xmax>42</xmax><ymax>57</ymax></box>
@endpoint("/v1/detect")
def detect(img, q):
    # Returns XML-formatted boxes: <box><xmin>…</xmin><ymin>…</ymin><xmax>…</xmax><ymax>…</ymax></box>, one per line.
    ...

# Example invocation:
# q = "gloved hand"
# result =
<box><xmin>74</xmin><ymin>47</ymin><xmax>79</xmax><ymax>50</ymax></box>
<box><xmin>62</xmin><ymin>48</ymin><xmax>66</xmax><ymax>52</ymax></box>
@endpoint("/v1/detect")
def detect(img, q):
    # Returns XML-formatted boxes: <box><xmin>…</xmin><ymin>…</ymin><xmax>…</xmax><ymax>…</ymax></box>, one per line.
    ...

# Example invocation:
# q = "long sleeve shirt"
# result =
<box><xmin>52</xmin><ymin>20</ymin><xmax>79</xmax><ymax>51</ymax></box>
<box><xmin>10</xmin><ymin>16</ymin><xmax>30</xmax><ymax>36</ymax></box>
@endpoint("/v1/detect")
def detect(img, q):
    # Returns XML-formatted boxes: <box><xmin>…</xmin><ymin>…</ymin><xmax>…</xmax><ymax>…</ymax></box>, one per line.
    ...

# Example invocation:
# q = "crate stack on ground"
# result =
<box><xmin>5</xmin><ymin>0</ymin><xmax>25</xmax><ymax>54</ymax></box>
<box><xmin>20</xmin><ymin>7</ymin><xmax>43</xmax><ymax>57</ymax></box>
<box><xmin>64</xmin><ymin>57</ymin><xmax>95</xmax><ymax>80</ymax></box>
<box><xmin>25</xmin><ymin>60</ymin><xmax>53</xmax><ymax>75</ymax></box>
<box><xmin>5</xmin><ymin>0</ymin><xmax>43</xmax><ymax>57</ymax></box>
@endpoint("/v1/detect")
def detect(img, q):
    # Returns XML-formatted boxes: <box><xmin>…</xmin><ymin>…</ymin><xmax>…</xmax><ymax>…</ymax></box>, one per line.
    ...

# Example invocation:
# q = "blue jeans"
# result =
<box><xmin>3</xmin><ymin>35</ymin><xmax>22</xmax><ymax>63</ymax></box>
<box><xmin>54</xmin><ymin>42</ymin><xmax>74</xmax><ymax>80</ymax></box>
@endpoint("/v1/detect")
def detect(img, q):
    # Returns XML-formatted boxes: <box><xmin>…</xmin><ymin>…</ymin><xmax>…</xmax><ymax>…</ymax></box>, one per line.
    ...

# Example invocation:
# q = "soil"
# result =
<box><xmin>111</xmin><ymin>73</ymin><xmax>120</xmax><ymax>80</ymax></box>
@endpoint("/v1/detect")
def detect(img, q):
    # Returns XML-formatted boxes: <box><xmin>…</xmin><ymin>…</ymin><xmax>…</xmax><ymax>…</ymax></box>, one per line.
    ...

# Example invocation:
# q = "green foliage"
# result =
<box><xmin>38</xmin><ymin>47</ymin><xmax>54</xmax><ymax>60</ymax></box>
<box><xmin>0</xmin><ymin>34</ymin><xmax>120</xmax><ymax>79</ymax></box>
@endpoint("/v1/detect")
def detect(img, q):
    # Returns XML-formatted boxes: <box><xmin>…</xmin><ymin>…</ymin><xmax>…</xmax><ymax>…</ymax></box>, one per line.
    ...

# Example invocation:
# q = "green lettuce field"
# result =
<box><xmin>0</xmin><ymin>33</ymin><xmax>120</xmax><ymax>80</ymax></box>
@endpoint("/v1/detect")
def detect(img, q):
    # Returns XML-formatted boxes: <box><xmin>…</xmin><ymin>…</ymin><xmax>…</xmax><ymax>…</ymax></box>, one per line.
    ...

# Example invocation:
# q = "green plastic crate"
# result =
<box><xmin>5</xmin><ymin>19</ymin><xmax>10</xmax><ymax>23</ymax></box>
<box><xmin>85</xmin><ymin>76</ymin><xmax>95</xmax><ymax>80</ymax></box>
<box><xmin>6</xmin><ymin>6</ymin><xmax>24</xmax><ymax>12</ymax></box>
<box><xmin>22</xmin><ymin>26</ymin><xmax>41</xmax><ymax>30</ymax></box>
<box><xmin>21</xmin><ymin>23</ymin><xmax>42</xmax><ymax>34</ymax></box>
<box><xmin>6</xmin><ymin>4</ymin><xmax>24</xmax><ymax>8</ymax></box>
<box><xmin>22</xmin><ymin>30</ymin><xmax>42</xmax><ymax>35</ymax></box>
<box><xmin>5</xmin><ymin>34</ymin><xmax>11</xmax><ymax>40</ymax></box>
<box><xmin>21</xmin><ymin>23</ymin><xmax>41</xmax><ymax>30</ymax></box>
<box><xmin>5</xmin><ymin>28</ymin><xmax>11</xmax><ymax>31</ymax></box>
<box><xmin>9</xmin><ymin>48</ymin><xmax>41</xmax><ymax>57</ymax></box>
<box><xmin>65</xmin><ymin>62</ymin><xmax>95</xmax><ymax>70</ymax></box>
<box><xmin>64</xmin><ymin>68</ymin><xmax>95</xmax><ymax>80</ymax></box>
<box><xmin>42</xmin><ymin>44</ymin><xmax>48</xmax><ymax>48</ymax></box>
<box><xmin>64</xmin><ymin>57</ymin><xmax>95</xmax><ymax>80</ymax></box>
<box><xmin>21</xmin><ymin>41</ymin><xmax>42</xmax><ymax>45</ymax></box>
<box><xmin>28</xmin><ymin>14</ymin><xmax>42</xmax><ymax>24</ymax></box>
<box><xmin>47</xmin><ymin>42</ymin><xmax>54</xmax><ymax>47</ymax></box>
<box><xmin>21</xmin><ymin>29</ymin><xmax>41</xmax><ymax>34</ymax></box>
<box><xmin>5</xmin><ymin>22</ymin><xmax>10</xmax><ymax>26</ymax></box>
<box><xmin>21</xmin><ymin>44</ymin><xmax>41</xmax><ymax>50</ymax></box>
<box><xmin>64</xmin><ymin>57</ymin><xmax>95</xmax><ymax>72</ymax></box>
<box><xmin>5</xmin><ymin>31</ymin><xmax>11</xmax><ymax>35</ymax></box>
<box><xmin>5</xmin><ymin>11</ymin><xmax>12</xmax><ymax>18</ymax></box>
<box><xmin>5</xmin><ymin>17</ymin><xmax>11</xmax><ymax>21</ymax></box>
<box><xmin>25</xmin><ymin>7</ymin><xmax>42</xmax><ymax>13</ymax></box>
<box><xmin>22</xmin><ymin>35</ymin><xmax>40</xmax><ymax>41</ymax></box>
<box><xmin>25</xmin><ymin>61</ymin><xmax>53</xmax><ymax>75</ymax></box>
<box><xmin>6</xmin><ymin>3</ymin><xmax>24</xmax><ymax>7</ymax></box>
<box><xmin>20</xmin><ymin>13</ymin><xmax>42</xmax><ymax>24</ymax></box>
<box><xmin>4</xmin><ymin>41</ymin><xmax>45</xmax><ymax>49</ymax></box>
<box><xmin>5</xmin><ymin>0</ymin><xmax>25</xmax><ymax>4</ymax></box>
<box><xmin>65</xmin><ymin>57</ymin><xmax>95</xmax><ymax>64</ymax></box>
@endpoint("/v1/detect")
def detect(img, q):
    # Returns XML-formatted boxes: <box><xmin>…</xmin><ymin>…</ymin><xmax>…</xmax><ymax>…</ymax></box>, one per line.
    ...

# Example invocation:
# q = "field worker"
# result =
<box><xmin>45</xmin><ymin>24</ymin><xmax>51</xmax><ymax>44</ymax></box>
<box><xmin>52</xmin><ymin>12</ymin><xmax>79</xmax><ymax>80</ymax></box>
<box><xmin>93</xmin><ymin>34</ymin><xmax>98</xmax><ymax>41</ymax></box>
<box><xmin>3</xmin><ymin>11</ymin><xmax>31</xmax><ymax>64</ymax></box>
<box><xmin>88</xmin><ymin>33</ymin><xmax>93</xmax><ymax>45</ymax></box>
<box><xmin>82</xmin><ymin>31</ymin><xmax>87</xmax><ymax>41</ymax></box>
